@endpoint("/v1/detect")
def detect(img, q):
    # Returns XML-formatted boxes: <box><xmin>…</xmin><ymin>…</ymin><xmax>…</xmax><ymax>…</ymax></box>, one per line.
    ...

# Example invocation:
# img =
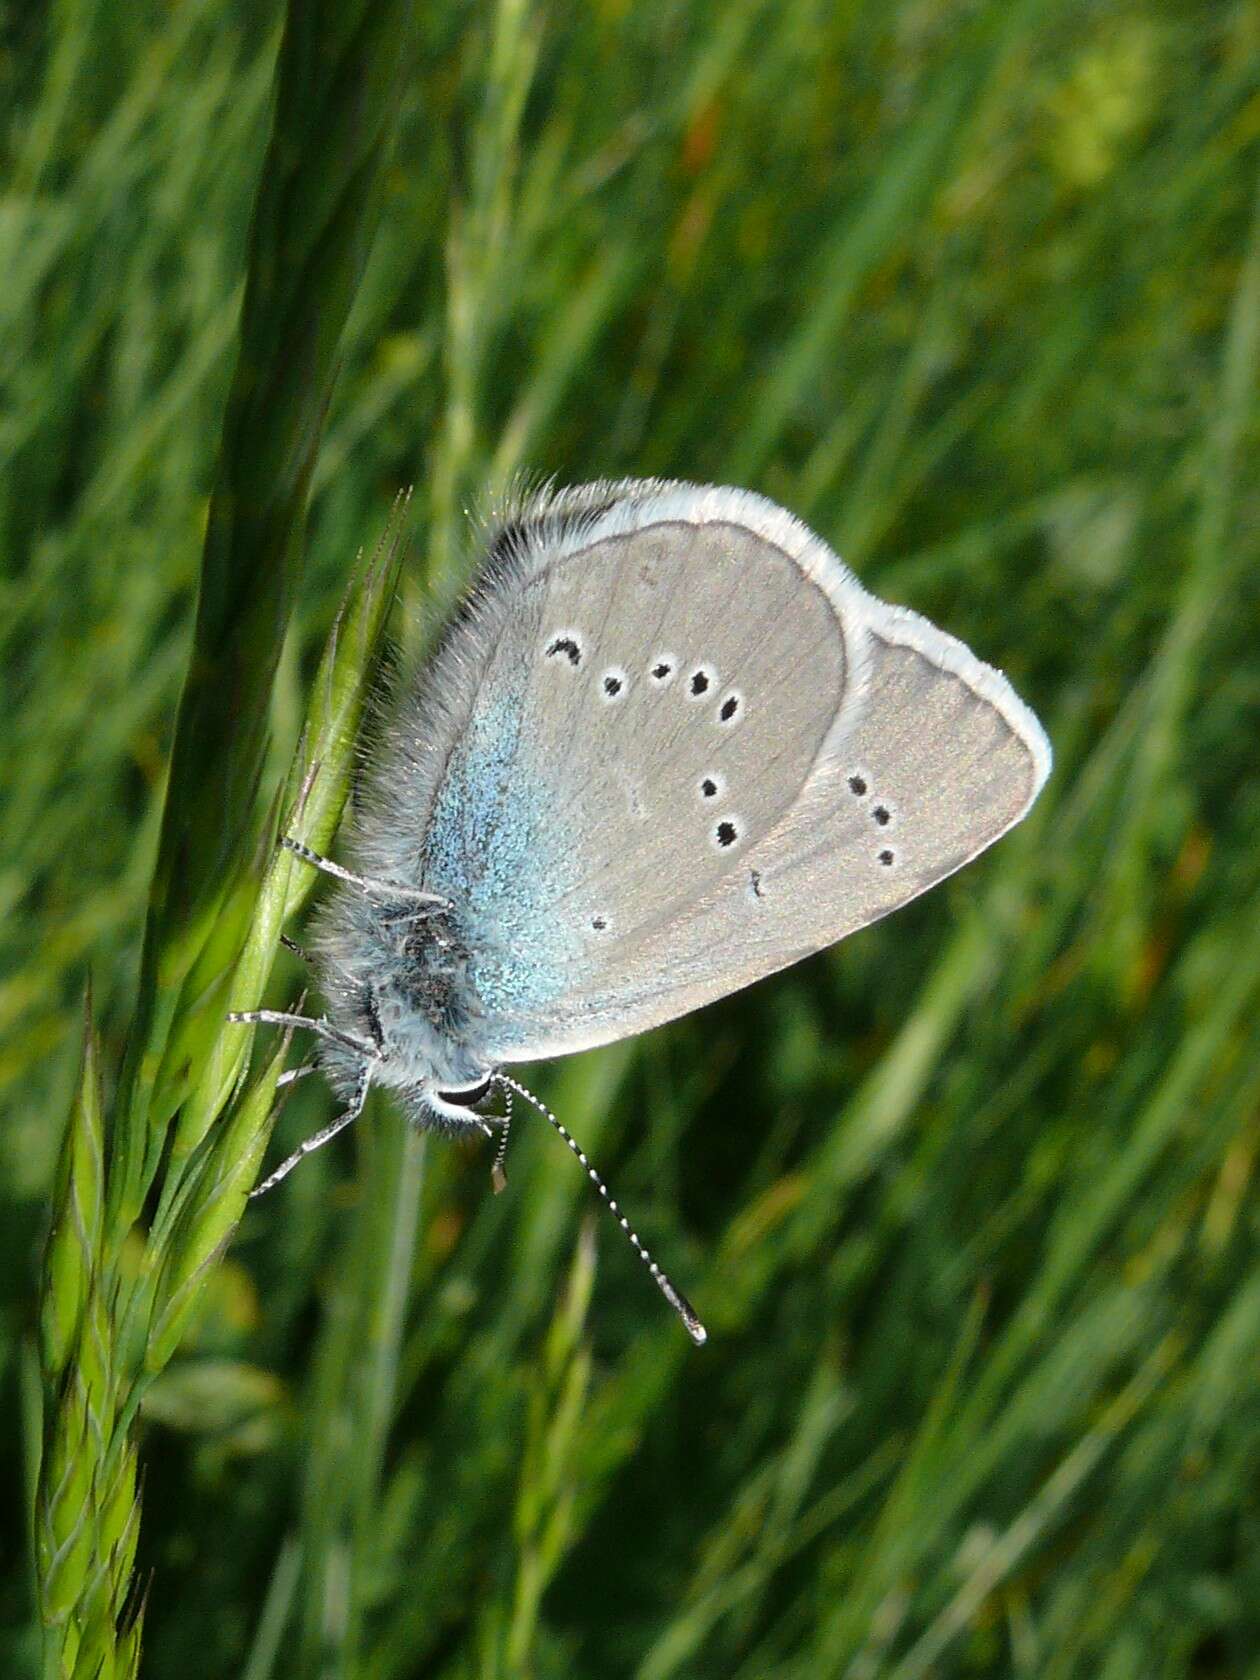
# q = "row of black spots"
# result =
<box><xmin>607</xmin><ymin>666</ymin><xmax>736</xmax><ymax>711</ymax></box>
<box><xmin>651</xmin><ymin>657</ymin><xmax>721</xmax><ymax>702</ymax></box>
<box><xmin>543</xmin><ymin>633</ymin><xmax>627</xmax><ymax>706</ymax></box>
<box><xmin>634</xmin><ymin>651</ymin><xmax>743</xmax><ymax>725</ymax></box>
<box><xmin>848</xmin><ymin>769</ymin><xmax>897</xmax><ymax>866</ymax></box>
<box><xmin>683</xmin><ymin>665</ymin><xmax>743</xmax><ymax>728</ymax></box>
<box><xmin>691</xmin><ymin>772</ymin><xmax>741</xmax><ymax>845</ymax></box>
<box><xmin>545</xmin><ymin>636</ymin><xmax>743</xmax><ymax>725</ymax></box>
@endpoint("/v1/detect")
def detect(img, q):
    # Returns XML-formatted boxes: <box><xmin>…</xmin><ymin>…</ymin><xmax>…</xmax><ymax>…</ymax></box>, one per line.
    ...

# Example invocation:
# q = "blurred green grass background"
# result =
<box><xmin>4</xmin><ymin>1</ymin><xmax>1260</xmax><ymax>1675</ymax></box>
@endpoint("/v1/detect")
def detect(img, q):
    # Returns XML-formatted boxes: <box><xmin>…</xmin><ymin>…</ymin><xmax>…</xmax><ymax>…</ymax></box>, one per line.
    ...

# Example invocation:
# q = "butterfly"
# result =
<box><xmin>233</xmin><ymin>480</ymin><xmax>1051</xmax><ymax>1341</ymax></box>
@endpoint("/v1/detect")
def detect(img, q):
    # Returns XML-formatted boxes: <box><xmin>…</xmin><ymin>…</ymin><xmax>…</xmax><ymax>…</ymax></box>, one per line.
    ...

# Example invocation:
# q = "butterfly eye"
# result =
<box><xmin>436</xmin><ymin>1074</ymin><xmax>494</xmax><ymax>1108</ymax></box>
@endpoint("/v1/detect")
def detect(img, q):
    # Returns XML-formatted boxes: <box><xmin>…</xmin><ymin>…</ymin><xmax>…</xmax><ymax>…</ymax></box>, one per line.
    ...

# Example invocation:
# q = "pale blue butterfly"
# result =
<box><xmin>233</xmin><ymin>480</ymin><xmax>1051</xmax><ymax>1342</ymax></box>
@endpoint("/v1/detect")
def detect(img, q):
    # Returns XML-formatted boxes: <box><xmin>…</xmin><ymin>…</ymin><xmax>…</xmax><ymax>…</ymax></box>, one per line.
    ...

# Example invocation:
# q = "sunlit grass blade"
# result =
<box><xmin>109</xmin><ymin>0</ymin><xmax>419</xmax><ymax>1241</ymax></box>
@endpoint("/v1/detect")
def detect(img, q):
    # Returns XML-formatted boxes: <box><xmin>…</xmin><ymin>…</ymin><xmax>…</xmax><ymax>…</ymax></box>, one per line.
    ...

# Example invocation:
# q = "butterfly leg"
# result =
<box><xmin>279</xmin><ymin>932</ymin><xmax>317</xmax><ymax>968</ymax></box>
<box><xmin>250</xmin><ymin>1060</ymin><xmax>372</xmax><ymax>1197</ymax></box>
<box><xmin>279</xmin><ymin>931</ymin><xmax>366</xmax><ymax>997</ymax></box>
<box><xmin>226</xmin><ymin>1007</ymin><xmax>376</xmax><ymax>1060</ymax></box>
<box><xmin>276</xmin><ymin>1062</ymin><xmax>318</xmax><ymax>1090</ymax></box>
<box><xmin>280</xmin><ymin>836</ymin><xmax>450</xmax><ymax>911</ymax></box>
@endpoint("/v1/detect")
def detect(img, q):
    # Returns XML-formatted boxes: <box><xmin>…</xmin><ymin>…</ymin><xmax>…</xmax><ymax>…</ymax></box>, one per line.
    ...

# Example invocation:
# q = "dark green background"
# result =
<box><xmin>4</xmin><ymin>2</ymin><xmax>1260</xmax><ymax>1675</ymax></box>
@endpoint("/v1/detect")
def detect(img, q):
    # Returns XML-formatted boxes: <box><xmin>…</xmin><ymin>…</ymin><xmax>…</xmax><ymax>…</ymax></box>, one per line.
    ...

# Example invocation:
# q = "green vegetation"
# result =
<box><xmin>3</xmin><ymin>2</ymin><xmax>1258</xmax><ymax>1675</ymax></box>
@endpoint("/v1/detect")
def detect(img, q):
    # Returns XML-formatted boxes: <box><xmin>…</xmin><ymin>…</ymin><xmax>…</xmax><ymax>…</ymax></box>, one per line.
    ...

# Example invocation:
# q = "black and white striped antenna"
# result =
<box><xmin>495</xmin><ymin>1073</ymin><xmax>707</xmax><ymax>1346</ymax></box>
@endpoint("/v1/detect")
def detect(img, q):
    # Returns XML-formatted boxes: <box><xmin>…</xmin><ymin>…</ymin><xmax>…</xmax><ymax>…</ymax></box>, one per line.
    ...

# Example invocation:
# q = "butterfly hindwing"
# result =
<box><xmin>502</xmin><ymin>601</ymin><xmax>1048</xmax><ymax>1057</ymax></box>
<box><xmin>415</xmin><ymin>492</ymin><xmax>854</xmax><ymax>1039</ymax></box>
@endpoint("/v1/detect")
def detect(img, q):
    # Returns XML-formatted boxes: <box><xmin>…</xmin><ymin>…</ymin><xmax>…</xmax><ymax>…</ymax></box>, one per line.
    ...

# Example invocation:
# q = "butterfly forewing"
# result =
<box><xmin>419</xmin><ymin>517</ymin><xmax>850</xmax><ymax>1032</ymax></box>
